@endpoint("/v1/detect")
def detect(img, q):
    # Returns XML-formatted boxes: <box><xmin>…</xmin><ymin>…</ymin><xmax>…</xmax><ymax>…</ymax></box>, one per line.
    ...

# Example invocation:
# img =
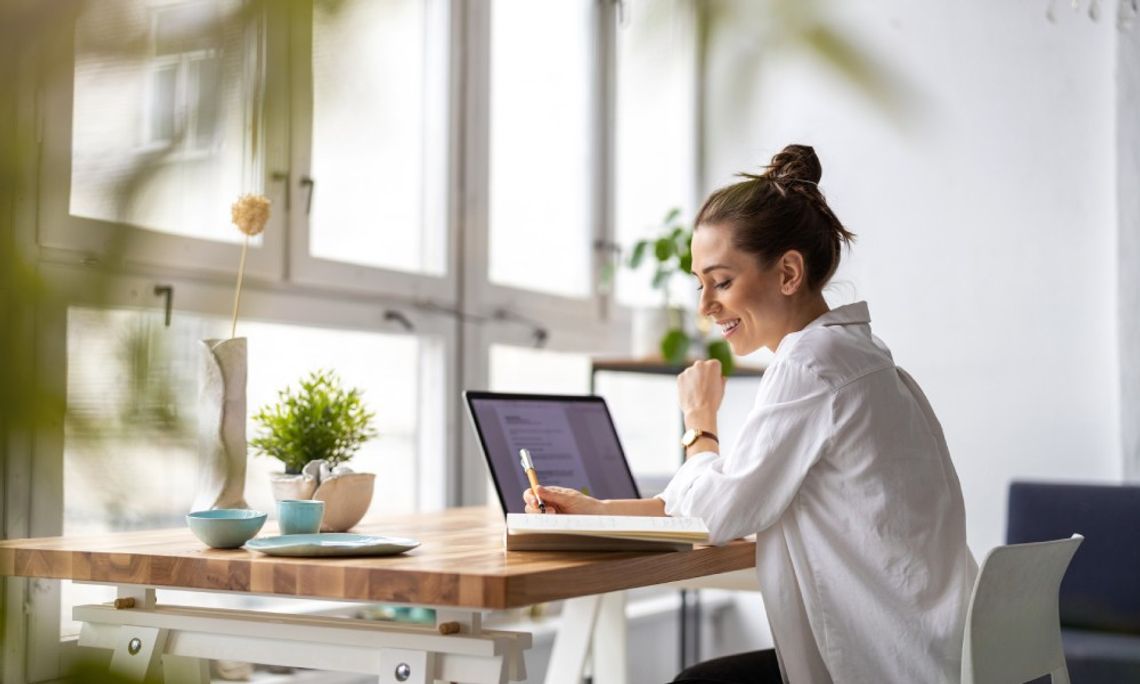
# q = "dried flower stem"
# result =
<box><xmin>230</xmin><ymin>234</ymin><xmax>249</xmax><ymax>339</ymax></box>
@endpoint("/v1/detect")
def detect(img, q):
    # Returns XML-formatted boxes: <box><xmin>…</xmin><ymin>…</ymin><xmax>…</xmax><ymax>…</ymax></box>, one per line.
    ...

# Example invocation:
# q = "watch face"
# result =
<box><xmin>681</xmin><ymin>428</ymin><xmax>698</xmax><ymax>446</ymax></box>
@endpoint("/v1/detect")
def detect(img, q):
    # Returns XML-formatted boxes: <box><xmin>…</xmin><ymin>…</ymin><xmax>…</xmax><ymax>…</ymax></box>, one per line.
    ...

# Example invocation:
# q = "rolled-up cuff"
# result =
<box><xmin>656</xmin><ymin>451</ymin><xmax>719</xmax><ymax>517</ymax></box>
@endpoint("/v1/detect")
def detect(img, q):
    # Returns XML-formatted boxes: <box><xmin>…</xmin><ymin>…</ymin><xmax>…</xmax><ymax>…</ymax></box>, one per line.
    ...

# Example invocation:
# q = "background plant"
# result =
<box><xmin>251</xmin><ymin>369</ymin><xmax>377</xmax><ymax>474</ymax></box>
<box><xmin>625</xmin><ymin>208</ymin><xmax>734</xmax><ymax>374</ymax></box>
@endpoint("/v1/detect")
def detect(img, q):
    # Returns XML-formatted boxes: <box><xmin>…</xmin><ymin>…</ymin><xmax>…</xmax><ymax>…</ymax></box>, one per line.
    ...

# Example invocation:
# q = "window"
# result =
<box><xmin>64</xmin><ymin>306</ymin><xmax>429</xmax><ymax>536</ymax></box>
<box><xmin>69</xmin><ymin>0</ymin><xmax>261</xmax><ymax>242</ymax></box>
<box><xmin>487</xmin><ymin>0</ymin><xmax>596</xmax><ymax>298</ymax></box>
<box><xmin>307</xmin><ymin>0</ymin><xmax>449</xmax><ymax>274</ymax></box>
<box><xmin>60</xmin><ymin>302</ymin><xmax>440</xmax><ymax>637</ymax></box>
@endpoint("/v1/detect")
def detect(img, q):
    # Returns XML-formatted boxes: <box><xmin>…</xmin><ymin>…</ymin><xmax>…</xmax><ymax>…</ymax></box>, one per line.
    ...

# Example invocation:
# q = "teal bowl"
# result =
<box><xmin>186</xmin><ymin>509</ymin><xmax>267</xmax><ymax>549</ymax></box>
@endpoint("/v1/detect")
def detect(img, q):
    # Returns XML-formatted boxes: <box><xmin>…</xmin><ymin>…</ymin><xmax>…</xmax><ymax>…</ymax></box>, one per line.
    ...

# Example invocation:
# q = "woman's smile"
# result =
<box><xmin>718</xmin><ymin>318</ymin><xmax>742</xmax><ymax>338</ymax></box>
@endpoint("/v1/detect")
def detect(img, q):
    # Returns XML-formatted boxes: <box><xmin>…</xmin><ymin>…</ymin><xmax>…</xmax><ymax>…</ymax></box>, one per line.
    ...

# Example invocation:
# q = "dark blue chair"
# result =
<box><xmin>1007</xmin><ymin>481</ymin><xmax>1140</xmax><ymax>683</ymax></box>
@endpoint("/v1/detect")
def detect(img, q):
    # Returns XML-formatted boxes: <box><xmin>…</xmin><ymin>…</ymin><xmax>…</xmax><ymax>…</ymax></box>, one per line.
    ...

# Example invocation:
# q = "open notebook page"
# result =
<box><xmin>506</xmin><ymin>514</ymin><xmax>709</xmax><ymax>542</ymax></box>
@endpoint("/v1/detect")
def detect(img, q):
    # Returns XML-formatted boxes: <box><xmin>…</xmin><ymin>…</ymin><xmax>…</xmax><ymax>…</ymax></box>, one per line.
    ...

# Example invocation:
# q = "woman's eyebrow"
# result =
<box><xmin>699</xmin><ymin>264</ymin><xmax>732</xmax><ymax>275</ymax></box>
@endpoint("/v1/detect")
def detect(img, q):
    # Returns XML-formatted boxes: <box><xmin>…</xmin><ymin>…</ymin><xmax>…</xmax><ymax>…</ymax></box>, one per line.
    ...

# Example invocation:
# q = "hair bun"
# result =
<box><xmin>765</xmin><ymin>144</ymin><xmax>822</xmax><ymax>184</ymax></box>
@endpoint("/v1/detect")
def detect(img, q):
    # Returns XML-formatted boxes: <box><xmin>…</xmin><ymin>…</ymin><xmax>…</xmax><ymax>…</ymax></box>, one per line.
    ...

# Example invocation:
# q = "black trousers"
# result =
<box><xmin>672</xmin><ymin>649</ymin><xmax>783</xmax><ymax>684</ymax></box>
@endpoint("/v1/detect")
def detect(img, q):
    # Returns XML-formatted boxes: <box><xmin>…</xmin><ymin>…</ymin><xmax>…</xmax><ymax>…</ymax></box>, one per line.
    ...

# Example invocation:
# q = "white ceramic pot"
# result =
<box><xmin>269</xmin><ymin>472</ymin><xmax>318</xmax><ymax>501</ymax></box>
<box><xmin>313</xmin><ymin>472</ymin><xmax>376</xmax><ymax>532</ymax></box>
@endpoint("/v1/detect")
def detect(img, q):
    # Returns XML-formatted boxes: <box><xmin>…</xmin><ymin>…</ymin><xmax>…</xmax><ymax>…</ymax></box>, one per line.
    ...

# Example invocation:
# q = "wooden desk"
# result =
<box><xmin>0</xmin><ymin>507</ymin><xmax>756</xmax><ymax>684</ymax></box>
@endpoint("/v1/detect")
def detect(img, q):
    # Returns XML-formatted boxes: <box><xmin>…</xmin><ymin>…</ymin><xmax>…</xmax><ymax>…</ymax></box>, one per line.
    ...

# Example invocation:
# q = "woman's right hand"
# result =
<box><xmin>522</xmin><ymin>486</ymin><xmax>606</xmax><ymax>515</ymax></box>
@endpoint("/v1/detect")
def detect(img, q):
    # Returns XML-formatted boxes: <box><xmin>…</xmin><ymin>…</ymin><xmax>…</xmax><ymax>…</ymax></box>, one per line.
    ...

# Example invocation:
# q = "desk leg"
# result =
<box><xmin>545</xmin><ymin>595</ymin><xmax>601</xmax><ymax>684</ymax></box>
<box><xmin>545</xmin><ymin>592</ymin><xmax>628</xmax><ymax>684</ymax></box>
<box><xmin>591</xmin><ymin>592</ymin><xmax>627</xmax><ymax>684</ymax></box>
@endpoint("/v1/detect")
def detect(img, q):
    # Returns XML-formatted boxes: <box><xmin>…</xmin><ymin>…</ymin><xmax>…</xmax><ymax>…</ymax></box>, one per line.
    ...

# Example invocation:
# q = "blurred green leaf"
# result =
<box><xmin>654</xmin><ymin>237</ymin><xmax>673</xmax><ymax>262</ymax></box>
<box><xmin>679</xmin><ymin>250</ymin><xmax>693</xmax><ymax>275</ymax></box>
<box><xmin>800</xmin><ymin>24</ymin><xmax>910</xmax><ymax>122</ymax></box>
<box><xmin>651</xmin><ymin>267</ymin><xmax>671</xmax><ymax>290</ymax></box>
<box><xmin>660</xmin><ymin>328</ymin><xmax>691</xmax><ymax>365</ymax></box>
<box><xmin>599</xmin><ymin>261</ymin><xmax>615</xmax><ymax>293</ymax></box>
<box><xmin>663</xmin><ymin>207</ymin><xmax>682</xmax><ymax>224</ymax></box>
<box><xmin>706</xmin><ymin>339</ymin><xmax>735</xmax><ymax>376</ymax></box>
<box><xmin>628</xmin><ymin>240</ymin><xmax>649</xmax><ymax>268</ymax></box>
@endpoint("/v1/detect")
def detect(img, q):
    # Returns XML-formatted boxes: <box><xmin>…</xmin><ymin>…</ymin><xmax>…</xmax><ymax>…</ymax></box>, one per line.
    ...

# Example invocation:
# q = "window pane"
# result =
<box><xmin>69</xmin><ymin>0</ymin><xmax>261</xmax><ymax>242</ymax></box>
<box><xmin>489</xmin><ymin>345</ymin><xmax>591</xmax><ymax>395</ymax></box>
<box><xmin>488</xmin><ymin>0</ymin><xmax>594</xmax><ymax>298</ymax></box>
<box><xmin>63</xmin><ymin>306</ymin><xmax>430</xmax><ymax>634</ymax></box>
<box><xmin>615</xmin><ymin>0</ymin><xmax>698</xmax><ymax>307</ymax></box>
<box><xmin>308</xmin><ymin>0</ymin><xmax>448</xmax><ymax>274</ymax></box>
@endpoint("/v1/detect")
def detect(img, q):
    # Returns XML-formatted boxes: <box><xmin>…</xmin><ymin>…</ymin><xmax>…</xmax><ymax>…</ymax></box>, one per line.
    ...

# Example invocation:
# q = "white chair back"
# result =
<box><xmin>961</xmin><ymin>534</ymin><xmax>1083</xmax><ymax>684</ymax></box>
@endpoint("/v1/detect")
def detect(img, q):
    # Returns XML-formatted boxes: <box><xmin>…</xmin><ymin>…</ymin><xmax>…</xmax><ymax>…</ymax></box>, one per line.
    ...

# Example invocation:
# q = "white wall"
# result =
<box><xmin>704</xmin><ymin>0</ymin><xmax>1122</xmax><ymax>555</ymax></box>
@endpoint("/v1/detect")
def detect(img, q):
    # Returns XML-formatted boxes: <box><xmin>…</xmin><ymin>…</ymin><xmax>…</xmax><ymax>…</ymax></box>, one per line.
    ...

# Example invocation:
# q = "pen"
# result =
<box><xmin>519</xmin><ymin>449</ymin><xmax>546</xmax><ymax>513</ymax></box>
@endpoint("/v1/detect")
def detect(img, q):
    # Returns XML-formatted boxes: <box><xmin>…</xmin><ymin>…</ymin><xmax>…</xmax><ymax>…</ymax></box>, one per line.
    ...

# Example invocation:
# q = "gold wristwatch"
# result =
<box><xmin>681</xmin><ymin>428</ymin><xmax>719</xmax><ymax>448</ymax></box>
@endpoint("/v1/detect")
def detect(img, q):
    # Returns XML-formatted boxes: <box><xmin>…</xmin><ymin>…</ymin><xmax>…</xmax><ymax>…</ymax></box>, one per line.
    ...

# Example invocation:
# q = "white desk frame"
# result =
<box><xmin>73</xmin><ymin>570</ymin><xmax>757</xmax><ymax>684</ymax></box>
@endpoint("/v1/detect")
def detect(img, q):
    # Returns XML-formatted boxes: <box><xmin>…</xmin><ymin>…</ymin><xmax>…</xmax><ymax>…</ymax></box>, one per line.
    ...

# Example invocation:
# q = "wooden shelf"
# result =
<box><xmin>590</xmin><ymin>357</ymin><xmax>765</xmax><ymax>378</ymax></box>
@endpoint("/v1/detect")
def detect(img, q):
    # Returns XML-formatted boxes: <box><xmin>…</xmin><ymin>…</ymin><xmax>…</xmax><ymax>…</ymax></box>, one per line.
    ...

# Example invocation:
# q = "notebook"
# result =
<box><xmin>505</xmin><ymin>514</ymin><xmax>710</xmax><ymax>552</ymax></box>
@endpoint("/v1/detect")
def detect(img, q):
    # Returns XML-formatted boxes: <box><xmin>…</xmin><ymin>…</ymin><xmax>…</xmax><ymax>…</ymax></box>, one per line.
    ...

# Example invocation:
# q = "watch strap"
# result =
<box><xmin>683</xmin><ymin>428</ymin><xmax>719</xmax><ymax>447</ymax></box>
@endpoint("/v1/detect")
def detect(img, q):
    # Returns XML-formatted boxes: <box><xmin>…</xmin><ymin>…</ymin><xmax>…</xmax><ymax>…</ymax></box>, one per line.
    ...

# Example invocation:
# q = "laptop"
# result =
<box><xmin>464</xmin><ymin>391</ymin><xmax>642</xmax><ymax>514</ymax></box>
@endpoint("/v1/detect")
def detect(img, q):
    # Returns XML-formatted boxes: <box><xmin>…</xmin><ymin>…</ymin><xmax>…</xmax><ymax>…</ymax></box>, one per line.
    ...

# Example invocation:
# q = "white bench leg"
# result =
<box><xmin>108</xmin><ymin>625</ymin><xmax>167</xmax><ymax>683</ymax></box>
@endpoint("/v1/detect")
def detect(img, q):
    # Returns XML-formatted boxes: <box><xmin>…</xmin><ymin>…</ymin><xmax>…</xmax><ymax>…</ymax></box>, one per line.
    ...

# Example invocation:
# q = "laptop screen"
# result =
<box><xmin>465</xmin><ymin>392</ymin><xmax>642</xmax><ymax>514</ymax></box>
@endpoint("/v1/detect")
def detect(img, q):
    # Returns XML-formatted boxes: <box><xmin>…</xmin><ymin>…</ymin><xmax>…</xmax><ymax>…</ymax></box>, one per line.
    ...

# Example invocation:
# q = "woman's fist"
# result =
<box><xmin>677</xmin><ymin>358</ymin><xmax>726</xmax><ymax>418</ymax></box>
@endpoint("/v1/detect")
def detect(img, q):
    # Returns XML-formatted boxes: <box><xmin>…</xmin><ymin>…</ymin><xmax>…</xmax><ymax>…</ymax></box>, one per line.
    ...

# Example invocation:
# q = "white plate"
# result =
<box><xmin>244</xmin><ymin>533</ymin><xmax>420</xmax><ymax>557</ymax></box>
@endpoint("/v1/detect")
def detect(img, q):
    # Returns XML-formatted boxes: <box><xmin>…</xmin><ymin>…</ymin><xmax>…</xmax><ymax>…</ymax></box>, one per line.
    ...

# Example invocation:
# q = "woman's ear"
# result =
<box><xmin>778</xmin><ymin>250</ymin><xmax>807</xmax><ymax>295</ymax></box>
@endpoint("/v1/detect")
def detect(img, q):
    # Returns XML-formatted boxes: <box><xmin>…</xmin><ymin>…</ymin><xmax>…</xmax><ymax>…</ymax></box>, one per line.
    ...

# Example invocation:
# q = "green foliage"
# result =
<box><xmin>660</xmin><ymin>328</ymin><xmax>691</xmax><ymax>365</ymax></box>
<box><xmin>627</xmin><ymin>209</ymin><xmax>733</xmax><ymax>375</ymax></box>
<box><xmin>251</xmin><ymin>369</ymin><xmax>378</xmax><ymax>474</ymax></box>
<box><xmin>626</xmin><ymin>208</ymin><xmax>693</xmax><ymax>307</ymax></box>
<box><xmin>705</xmin><ymin>339</ymin><xmax>735</xmax><ymax>376</ymax></box>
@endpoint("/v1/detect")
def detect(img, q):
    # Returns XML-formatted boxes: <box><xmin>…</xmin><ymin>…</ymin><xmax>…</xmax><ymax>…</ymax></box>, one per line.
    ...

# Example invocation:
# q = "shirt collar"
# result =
<box><xmin>805</xmin><ymin>301</ymin><xmax>871</xmax><ymax>330</ymax></box>
<box><xmin>771</xmin><ymin>301</ymin><xmax>871</xmax><ymax>359</ymax></box>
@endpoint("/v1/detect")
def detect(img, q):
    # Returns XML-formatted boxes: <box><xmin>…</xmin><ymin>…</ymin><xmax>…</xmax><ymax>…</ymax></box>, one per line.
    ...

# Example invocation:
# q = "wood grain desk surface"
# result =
<box><xmin>0</xmin><ymin>507</ymin><xmax>755</xmax><ymax>610</ymax></box>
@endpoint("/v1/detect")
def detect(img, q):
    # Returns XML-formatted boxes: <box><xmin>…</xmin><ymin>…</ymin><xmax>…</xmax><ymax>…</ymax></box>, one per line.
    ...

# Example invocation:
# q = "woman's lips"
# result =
<box><xmin>719</xmin><ymin>318</ymin><xmax>741</xmax><ymax>338</ymax></box>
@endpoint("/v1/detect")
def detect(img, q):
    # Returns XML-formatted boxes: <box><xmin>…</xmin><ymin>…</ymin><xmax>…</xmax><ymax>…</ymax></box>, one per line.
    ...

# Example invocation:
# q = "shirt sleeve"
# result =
<box><xmin>657</xmin><ymin>360</ymin><xmax>834</xmax><ymax>545</ymax></box>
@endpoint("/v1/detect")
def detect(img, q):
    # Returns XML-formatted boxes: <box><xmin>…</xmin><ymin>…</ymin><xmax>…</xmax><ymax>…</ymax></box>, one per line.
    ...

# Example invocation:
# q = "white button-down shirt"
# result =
<box><xmin>660</xmin><ymin>302</ymin><xmax>977</xmax><ymax>683</ymax></box>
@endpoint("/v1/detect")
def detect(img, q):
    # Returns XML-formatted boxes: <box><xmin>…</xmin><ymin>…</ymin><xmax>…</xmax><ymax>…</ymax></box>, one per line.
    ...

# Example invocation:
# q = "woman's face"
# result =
<box><xmin>690</xmin><ymin>224</ymin><xmax>786</xmax><ymax>355</ymax></box>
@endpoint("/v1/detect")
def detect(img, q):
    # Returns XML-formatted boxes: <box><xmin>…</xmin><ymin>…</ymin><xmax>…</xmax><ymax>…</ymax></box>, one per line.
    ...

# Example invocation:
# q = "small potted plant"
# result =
<box><xmin>625</xmin><ymin>208</ymin><xmax>734</xmax><ymax>374</ymax></box>
<box><xmin>252</xmin><ymin>369</ymin><xmax>379</xmax><ymax>531</ymax></box>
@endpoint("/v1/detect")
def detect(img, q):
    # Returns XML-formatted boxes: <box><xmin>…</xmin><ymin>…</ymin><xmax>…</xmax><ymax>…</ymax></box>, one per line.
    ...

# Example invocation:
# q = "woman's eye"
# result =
<box><xmin>715</xmin><ymin>280</ymin><xmax>732</xmax><ymax>290</ymax></box>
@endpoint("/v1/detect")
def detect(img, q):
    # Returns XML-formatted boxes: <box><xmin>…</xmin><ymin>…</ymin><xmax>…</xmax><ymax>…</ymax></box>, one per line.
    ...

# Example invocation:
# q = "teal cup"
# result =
<box><xmin>278</xmin><ymin>499</ymin><xmax>325</xmax><ymax>535</ymax></box>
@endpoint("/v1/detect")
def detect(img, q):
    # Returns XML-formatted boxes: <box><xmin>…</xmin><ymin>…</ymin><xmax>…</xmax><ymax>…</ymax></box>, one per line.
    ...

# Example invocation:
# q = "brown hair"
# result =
<box><xmin>694</xmin><ymin>144</ymin><xmax>855</xmax><ymax>291</ymax></box>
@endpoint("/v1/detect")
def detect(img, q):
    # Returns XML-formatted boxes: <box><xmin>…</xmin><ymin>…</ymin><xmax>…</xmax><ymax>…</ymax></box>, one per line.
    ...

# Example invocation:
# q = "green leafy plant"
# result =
<box><xmin>251</xmin><ymin>369</ymin><xmax>378</xmax><ymax>474</ymax></box>
<box><xmin>625</xmin><ymin>209</ymin><xmax>735</xmax><ymax>375</ymax></box>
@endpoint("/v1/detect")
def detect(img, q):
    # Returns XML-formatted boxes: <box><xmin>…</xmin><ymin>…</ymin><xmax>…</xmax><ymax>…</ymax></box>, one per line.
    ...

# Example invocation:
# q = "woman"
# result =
<box><xmin>523</xmin><ymin>144</ymin><xmax>977</xmax><ymax>683</ymax></box>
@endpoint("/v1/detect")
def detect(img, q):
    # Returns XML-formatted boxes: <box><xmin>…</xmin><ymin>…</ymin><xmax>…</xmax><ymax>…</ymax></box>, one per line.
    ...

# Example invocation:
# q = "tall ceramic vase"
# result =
<box><xmin>192</xmin><ymin>338</ymin><xmax>249</xmax><ymax>511</ymax></box>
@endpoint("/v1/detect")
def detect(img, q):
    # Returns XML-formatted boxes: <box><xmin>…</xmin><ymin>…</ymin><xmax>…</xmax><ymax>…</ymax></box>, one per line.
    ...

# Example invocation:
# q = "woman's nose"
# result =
<box><xmin>698</xmin><ymin>289</ymin><xmax>718</xmax><ymax>318</ymax></box>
